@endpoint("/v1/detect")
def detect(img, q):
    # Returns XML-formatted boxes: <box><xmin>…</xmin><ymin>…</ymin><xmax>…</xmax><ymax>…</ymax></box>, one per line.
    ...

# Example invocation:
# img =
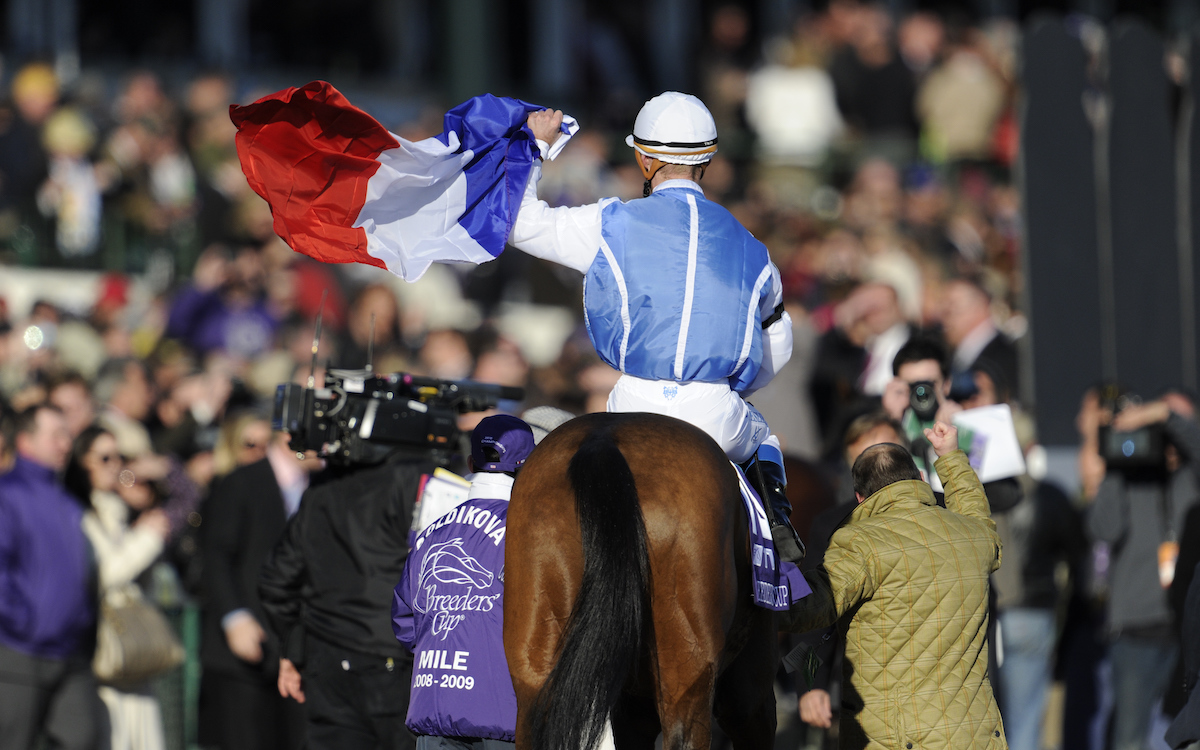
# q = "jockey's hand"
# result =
<box><xmin>924</xmin><ymin>421</ymin><xmax>959</xmax><ymax>458</ymax></box>
<box><xmin>528</xmin><ymin>109</ymin><xmax>564</xmax><ymax>148</ymax></box>
<box><xmin>799</xmin><ymin>689</ymin><xmax>832</xmax><ymax>728</ymax></box>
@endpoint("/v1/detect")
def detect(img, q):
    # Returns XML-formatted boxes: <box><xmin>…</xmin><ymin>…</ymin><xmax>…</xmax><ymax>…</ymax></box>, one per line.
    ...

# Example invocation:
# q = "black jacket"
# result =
<box><xmin>200</xmin><ymin>458</ymin><xmax>291</xmax><ymax>680</ymax></box>
<box><xmin>794</xmin><ymin>498</ymin><xmax>857</xmax><ymax>695</ymax></box>
<box><xmin>258</xmin><ymin>456</ymin><xmax>432</xmax><ymax>662</ymax></box>
<box><xmin>992</xmin><ymin>480</ymin><xmax>1088</xmax><ymax>611</ymax></box>
<box><xmin>1166</xmin><ymin>562</ymin><xmax>1200</xmax><ymax>748</ymax></box>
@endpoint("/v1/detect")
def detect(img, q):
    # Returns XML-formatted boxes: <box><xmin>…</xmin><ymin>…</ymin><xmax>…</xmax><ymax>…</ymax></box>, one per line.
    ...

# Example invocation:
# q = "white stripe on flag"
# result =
<box><xmin>354</xmin><ymin>131</ymin><xmax>493</xmax><ymax>282</ymax></box>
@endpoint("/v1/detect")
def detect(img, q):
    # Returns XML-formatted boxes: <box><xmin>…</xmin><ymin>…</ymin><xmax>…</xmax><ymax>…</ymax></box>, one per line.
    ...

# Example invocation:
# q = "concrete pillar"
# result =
<box><xmin>446</xmin><ymin>0</ymin><xmax>493</xmax><ymax>103</ymax></box>
<box><xmin>650</xmin><ymin>0</ymin><xmax>693</xmax><ymax>93</ymax></box>
<box><xmin>386</xmin><ymin>0</ymin><xmax>431</xmax><ymax>82</ymax></box>
<box><xmin>532</xmin><ymin>0</ymin><xmax>580</xmax><ymax>100</ymax></box>
<box><xmin>197</xmin><ymin>0</ymin><xmax>248</xmax><ymax>71</ymax></box>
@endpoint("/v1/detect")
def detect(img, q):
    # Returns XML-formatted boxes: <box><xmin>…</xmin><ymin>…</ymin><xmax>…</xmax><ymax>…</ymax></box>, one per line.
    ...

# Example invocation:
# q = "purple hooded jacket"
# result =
<box><xmin>392</xmin><ymin>482</ymin><xmax>515</xmax><ymax>741</ymax></box>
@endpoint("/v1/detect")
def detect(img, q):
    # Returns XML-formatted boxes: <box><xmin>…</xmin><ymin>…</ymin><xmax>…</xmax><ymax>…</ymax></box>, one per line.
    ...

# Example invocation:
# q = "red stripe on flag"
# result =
<box><xmin>230</xmin><ymin>81</ymin><xmax>398</xmax><ymax>270</ymax></box>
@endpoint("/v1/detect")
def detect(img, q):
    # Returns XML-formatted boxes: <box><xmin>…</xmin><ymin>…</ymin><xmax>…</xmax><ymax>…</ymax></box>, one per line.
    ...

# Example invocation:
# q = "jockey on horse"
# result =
<box><xmin>512</xmin><ymin>92</ymin><xmax>804</xmax><ymax>563</ymax></box>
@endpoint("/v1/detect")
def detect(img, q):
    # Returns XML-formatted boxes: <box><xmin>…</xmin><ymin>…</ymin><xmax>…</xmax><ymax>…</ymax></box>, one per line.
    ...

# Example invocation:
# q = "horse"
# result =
<box><xmin>503</xmin><ymin>411</ymin><xmax>779</xmax><ymax>750</ymax></box>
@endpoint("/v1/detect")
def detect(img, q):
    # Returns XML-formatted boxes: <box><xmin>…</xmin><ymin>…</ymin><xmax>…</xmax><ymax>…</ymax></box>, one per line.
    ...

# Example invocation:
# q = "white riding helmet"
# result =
<box><xmin>625</xmin><ymin>92</ymin><xmax>718</xmax><ymax>165</ymax></box>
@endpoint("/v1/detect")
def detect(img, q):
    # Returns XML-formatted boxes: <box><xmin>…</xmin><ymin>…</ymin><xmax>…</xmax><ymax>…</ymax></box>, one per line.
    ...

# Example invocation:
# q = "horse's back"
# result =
<box><xmin>508</xmin><ymin>411</ymin><xmax>741</xmax><ymax>571</ymax></box>
<box><xmin>504</xmin><ymin>411</ymin><xmax>771</xmax><ymax>750</ymax></box>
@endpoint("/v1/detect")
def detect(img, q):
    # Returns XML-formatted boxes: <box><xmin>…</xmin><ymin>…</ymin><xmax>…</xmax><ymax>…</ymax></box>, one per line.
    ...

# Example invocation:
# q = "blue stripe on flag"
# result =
<box><xmin>434</xmin><ymin>95</ymin><xmax>552</xmax><ymax>259</ymax></box>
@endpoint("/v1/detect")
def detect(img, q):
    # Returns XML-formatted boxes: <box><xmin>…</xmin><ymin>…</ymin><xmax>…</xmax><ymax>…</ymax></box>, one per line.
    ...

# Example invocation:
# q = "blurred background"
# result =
<box><xmin>1</xmin><ymin>0</ymin><xmax>1199</xmax><ymax>749</ymax></box>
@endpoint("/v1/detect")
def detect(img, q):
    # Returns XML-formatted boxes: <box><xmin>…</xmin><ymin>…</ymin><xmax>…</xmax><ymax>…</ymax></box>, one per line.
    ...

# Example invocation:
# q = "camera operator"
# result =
<box><xmin>255</xmin><ymin>369</ymin><xmax>516</xmax><ymax>750</ymax></box>
<box><xmin>257</xmin><ymin>443</ymin><xmax>436</xmax><ymax>750</ymax></box>
<box><xmin>1082</xmin><ymin>389</ymin><xmax>1200</xmax><ymax>750</ymax></box>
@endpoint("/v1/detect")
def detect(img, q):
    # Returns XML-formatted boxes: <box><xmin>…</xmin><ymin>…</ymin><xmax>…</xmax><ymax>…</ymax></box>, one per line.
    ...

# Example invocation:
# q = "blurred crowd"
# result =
<box><xmin>0</xmin><ymin>2</ymin><xmax>1195</xmax><ymax>750</ymax></box>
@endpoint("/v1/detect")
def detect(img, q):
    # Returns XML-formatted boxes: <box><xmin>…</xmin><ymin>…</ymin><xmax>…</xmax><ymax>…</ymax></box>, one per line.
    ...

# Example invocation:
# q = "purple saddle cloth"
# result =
<box><xmin>733</xmin><ymin>464</ymin><xmax>812</xmax><ymax>610</ymax></box>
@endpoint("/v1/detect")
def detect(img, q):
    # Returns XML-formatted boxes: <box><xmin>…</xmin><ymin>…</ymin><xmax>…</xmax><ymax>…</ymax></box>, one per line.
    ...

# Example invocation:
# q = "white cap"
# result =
<box><xmin>625</xmin><ymin>92</ymin><xmax>718</xmax><ymax>165</ymax></box>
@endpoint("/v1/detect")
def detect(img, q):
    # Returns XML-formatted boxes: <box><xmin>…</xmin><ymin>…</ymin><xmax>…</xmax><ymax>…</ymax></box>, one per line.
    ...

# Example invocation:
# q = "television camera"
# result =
<box><xmin>1096</xmin><ymin>384</ymin><xmax>1166</xmax><ymax>471</ymax></box>
<box><xmin>273</xmin><ymin>369</ymin><xmax>523</xmax><ymax>466</ymax></box>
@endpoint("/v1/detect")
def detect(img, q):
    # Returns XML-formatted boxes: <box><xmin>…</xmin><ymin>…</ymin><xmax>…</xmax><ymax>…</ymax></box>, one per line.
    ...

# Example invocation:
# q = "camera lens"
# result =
<box><xmin>909</xmin><ymin>380</ymin><xmax>940</xmax><ymax>422</ymax></box>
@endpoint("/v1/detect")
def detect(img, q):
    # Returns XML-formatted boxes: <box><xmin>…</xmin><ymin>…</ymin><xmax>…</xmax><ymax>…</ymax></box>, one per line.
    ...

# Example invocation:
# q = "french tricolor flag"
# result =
<box><xmin>230</xmin><ymin>81</ymin><xmax>577</xmax><ymax>281</ymax></box>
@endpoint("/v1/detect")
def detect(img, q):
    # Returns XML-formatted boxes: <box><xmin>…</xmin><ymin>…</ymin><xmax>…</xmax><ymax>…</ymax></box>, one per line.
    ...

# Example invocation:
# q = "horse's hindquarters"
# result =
<box><xmin>503</xmin><ymin>412</ymin><xmax>777</xmax><ymax>750</ymax></box>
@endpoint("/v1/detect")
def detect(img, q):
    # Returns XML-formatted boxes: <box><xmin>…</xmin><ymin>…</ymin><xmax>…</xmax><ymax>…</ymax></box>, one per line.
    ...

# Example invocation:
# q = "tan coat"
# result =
<box><xmin>786</xmin><ymin>451</ymin><xmax>1006</xmax><ymax>749</ymax></box>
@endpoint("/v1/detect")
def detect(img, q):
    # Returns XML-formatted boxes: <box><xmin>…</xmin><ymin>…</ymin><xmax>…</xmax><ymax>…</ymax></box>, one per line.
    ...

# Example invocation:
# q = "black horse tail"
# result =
<box><xmin>528</xmin><ymin>427</ymin><xmax>651</xmax><ymax>750</ymax></box>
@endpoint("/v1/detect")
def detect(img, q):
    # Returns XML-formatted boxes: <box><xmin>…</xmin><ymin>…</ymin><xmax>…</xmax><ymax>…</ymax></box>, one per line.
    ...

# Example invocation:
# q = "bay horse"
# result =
<box><xmin>503</xmin><ymin>411</ymin><xmax>779</xmax><ymax>750</ymax></box>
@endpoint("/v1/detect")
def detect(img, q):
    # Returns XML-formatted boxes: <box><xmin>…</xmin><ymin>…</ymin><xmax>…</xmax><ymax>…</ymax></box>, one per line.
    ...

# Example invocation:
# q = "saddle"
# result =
<box><xmin>732</xmin><ymin>463</ymin><xmax>811</xmax><ymax>611</ymax></box>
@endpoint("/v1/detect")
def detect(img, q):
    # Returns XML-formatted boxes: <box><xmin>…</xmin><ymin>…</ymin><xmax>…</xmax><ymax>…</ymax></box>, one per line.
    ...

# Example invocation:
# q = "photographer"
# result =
<box><xmin>1083</xmin><ymin>390</ymin><xmax>1200</xmax><ymax>750</ymax></box>
<box><xmin>882</xmin><ymin>336</ymin><xmax>959</xmax><ymax>426</ymax></box>
<box><xmin>880</xmin><ymin>336</ymin><xmax>1022</xmax><ymax>512</ymax></box>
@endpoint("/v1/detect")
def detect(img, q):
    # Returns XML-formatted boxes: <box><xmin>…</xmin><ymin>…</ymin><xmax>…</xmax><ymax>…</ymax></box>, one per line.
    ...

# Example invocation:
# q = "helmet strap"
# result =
<box><xmin>637</xmin><ymin>153</ymin><xmax>667</xmax><ymax>197</ymax></box>
<box><xmin>636</xmin><ymin>154</ymin><xmax>709</xmax><ymax>196</ymax></box>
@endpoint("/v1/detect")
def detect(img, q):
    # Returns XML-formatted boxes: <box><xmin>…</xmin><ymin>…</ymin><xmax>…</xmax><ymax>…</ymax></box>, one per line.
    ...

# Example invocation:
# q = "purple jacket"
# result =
<box><xmin>392</xmin><ymin>495</ymin><xmax>514</xmax><ymax>741</ymax></box>
<box><xmin>0</xmin><ymin>458</ymin><xmax>95</xmax><ymax>658</ymax></box>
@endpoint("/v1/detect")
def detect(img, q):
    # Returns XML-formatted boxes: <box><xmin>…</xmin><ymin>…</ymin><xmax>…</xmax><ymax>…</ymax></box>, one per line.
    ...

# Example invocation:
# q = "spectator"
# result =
<box><xmin>211</xmin><ymin>411</ymin><xmax>271</xmax><ymax>479</ymax></box>
<box><xmin>1165</xmin><ymin>562</ymin><xmax>1200</xmax><ymax>749</ymax></box>
<box><xmin>698</xmin><ymin>4</ymin><xmax>755</xmax><ymax>140</ymax></box>
<box><xmin>745</xmin><ymin>27</ymin><xmax>844</xmax><ymax>168</ymax></box>
<box><xmin>49</xmin><ymin>372</ymin><xmax>99</xmax><ymax>439</ymax></box>
<box><xmin>339</xmin><ymin>283</ymin><xmax>407</xmax><ymax>372</ymax></box>
<box><xmin>1167</xmin><ymin>493</ymin><xmax>1200</xmax><ymax>732</ymax></box>
<box><xmin>198</xmin><ymin>430</ymin><xmax>319</xmax><ymax>750</ymax></box>
<box><xmin>809</xmin><ymin>286</ymin><xmax>872</xmax><ymax>447</ymax></box>
<box><xmin>782</xmin><ymin>423</ymin><xmax>1005</xmax><ymax>747</ymax></box>
<box><xmin>746</xmin><ymin>301</ymin><xmax>822</xmax><ymax>460</ymax></box>
<box><xmin>991</xmin><ymin>436</ymin><xmax>1088</xmax><ymax>750</ymax></box>
<box><xmin>391</xmin><ymin>415</ymin><xmax>536</xmax><ymax>750</ymax></box>
<box><xmin>916</xmin><ymin>26</ymin><xmax>1007</xmax><ymax>164</ymax></box>
<box><xmin>0</xmin><ymin>402</ymin><xmax>14</xmax><ymax>473</ymax></box>
<box><xmin>0</xmin><ymin>64</ymin><xmax>56</xmax><ymax>230</ymax></box>
<box><xmin>1085</xmin><ymin>394</ymin><xmax>1200</xmax><ymax>750</ymax></box>
<box><xmin>67</xmin><ymin>426</ymin><xmax>172</xmax><ymax>750</ymax></box>
<box><xmin>165</xmin><ymin>245</ymin><xmax>280</xmax><ymax>361</ymax></box>
<box><xmin>897</xmin><ymin>12</ymin><xmax>945</xmax><ymax>78</ymax></box>
<box><xmin>853</xmin><ymin>282</ymin><xmax>913</xmax><ymax>397</ymax></box>
<box><xmin>883</xmin><ymin>334</ymin><xmax>1022</xmax><ymax>532</ymax></box>
<box><xmin>37</xmin><ymin>107</ymin><xmax>103</xmax><ymax>259</ymax></box>
<box><xmin>828</xmin><ymin>4</ymin><xmax>919</xmax><ymax>144</ymax></box>
<box><xmin>940</xmin><ymin>276</ymin><xmax>1017</xmax><ymax>395</ymax></box>
<box><xmin>95</xmin><ymin>357</ymin><xmax>157</xmax><ymax>459</ymax></box>
<box><xmin>0</xmin><ymin>404</ymin><xmax>99</xmax><ymax>750</ymax></box>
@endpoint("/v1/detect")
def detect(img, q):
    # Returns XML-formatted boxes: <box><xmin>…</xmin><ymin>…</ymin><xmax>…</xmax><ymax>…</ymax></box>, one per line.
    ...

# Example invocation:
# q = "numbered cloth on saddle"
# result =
<box><xmin>735</xmin><ymin>465</ymin><xmax>812</xmax><ymax>609</ymax></box>
<box><xmin>230</xmin><ymin>81</ymin><xmax>578</xmax><ymax>281</ymax></box>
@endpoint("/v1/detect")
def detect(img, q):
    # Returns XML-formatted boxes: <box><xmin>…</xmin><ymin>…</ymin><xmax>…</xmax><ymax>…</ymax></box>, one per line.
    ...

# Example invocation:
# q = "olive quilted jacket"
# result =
<box><xmin>785</xmin><ymin>450</ymin><xmax>1006</xmax><ymax>749</ymax></box>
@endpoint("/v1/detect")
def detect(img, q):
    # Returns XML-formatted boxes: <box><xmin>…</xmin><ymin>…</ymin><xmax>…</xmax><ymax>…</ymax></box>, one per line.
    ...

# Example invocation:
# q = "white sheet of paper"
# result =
<box><xmin>413</xmin><ymin>469</ymin><xmax>472</xmax><ymax>534</ymax></box>
<box><xmin>955</xmin><ymin>403</ymin><xmax>1026</xmax><ymax>482</ymax></box>
<box><xmin>927</xmin><ymin>404</ymin><xmax>1027</xmax><ymax>492</ymax></box>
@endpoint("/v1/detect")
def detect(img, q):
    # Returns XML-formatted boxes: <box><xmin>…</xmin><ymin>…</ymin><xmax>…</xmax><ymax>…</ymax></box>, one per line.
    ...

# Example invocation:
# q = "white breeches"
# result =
<box><xmin>606</xmin><ymin>375</ymin><xmax>779</xmax><ymax>464</ymax></box>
